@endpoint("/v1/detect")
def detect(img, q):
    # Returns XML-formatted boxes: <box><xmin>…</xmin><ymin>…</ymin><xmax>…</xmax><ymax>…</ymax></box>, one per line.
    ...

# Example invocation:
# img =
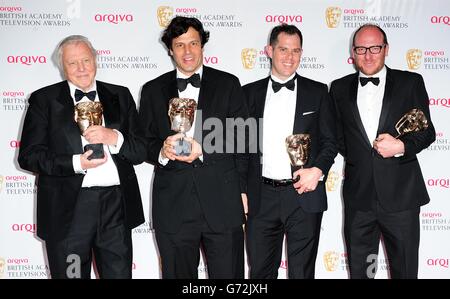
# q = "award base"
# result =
<box><xmin>84</xmin><ymin>143</ymin><xmax>105</xmax><ymax>160</ymax></box>
<box><xmin>174</xmin><ymin>138</ymin><xmax>191</xmax><ymax>156</ymax></box>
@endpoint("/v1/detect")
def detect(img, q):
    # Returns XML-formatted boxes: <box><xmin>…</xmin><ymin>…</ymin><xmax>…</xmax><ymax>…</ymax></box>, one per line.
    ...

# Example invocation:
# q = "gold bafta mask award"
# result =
<box><xmin>74</xmin><ymin>101</ymin><xmax>105</xmax><ymax>159</ymax></box>
<box><xmin>285</xmin><ymin>134</ymin><xmax>311</xmax><ymax>167</ymax></box>
<box><xmin>168</xmin><ymin>97</ymin><xmax>197</xmax><ymax>156</ymax></box>
<box><xmin>394</xmin><ymin>108</ymin><xmax>429</xmax><ymax>138</ymax></box>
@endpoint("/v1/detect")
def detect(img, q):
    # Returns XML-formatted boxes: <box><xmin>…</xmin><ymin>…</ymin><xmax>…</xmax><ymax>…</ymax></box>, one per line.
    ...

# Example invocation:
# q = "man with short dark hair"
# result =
<box><xmin>243</xmin><ymin>24</ymin><xmax>337</xmax><ymax>279</ymax></box>
<box><xmin>139</xmin><ymin>16</ymin><xmax>248</xmax><ymax>279</ymax></box>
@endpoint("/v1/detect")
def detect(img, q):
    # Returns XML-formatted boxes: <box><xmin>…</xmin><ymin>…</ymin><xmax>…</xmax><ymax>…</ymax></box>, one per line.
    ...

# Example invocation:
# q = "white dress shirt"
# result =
<box><xmin>69</xmin><ymin>81</ymin><xmax>123</xmax><ymax>187</ymax></box>
<box><xmin>262</xmin><ymin>73</ymin><xmax>297</xmax><ymax>180</ymax></box>
<box><xmin>357</xmin><ymin>66</ymin><xmax>387</xmax><ymax>145</ymax></box>
<box><xmin>158</xmin><ymin>66</ymin><xmax>203</xmax><ymax>165</ymax></box>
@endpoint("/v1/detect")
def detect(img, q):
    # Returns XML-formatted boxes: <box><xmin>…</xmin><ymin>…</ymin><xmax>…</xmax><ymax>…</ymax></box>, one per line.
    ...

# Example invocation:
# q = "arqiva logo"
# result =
<box><xmin>265</xmin><ymin>14</ymin><xmax>303</xmax><ymax>23</ymax></box>
<box><xmin>11</xmin><ymin>223</ymin><xmax>36</xmax><ymax>233</ymax></box>
<box><xmin>94</xmin><ymin>14</ymin><xmax>134</xmax><ymax>24</ymax></box>
<box><xmin>430</xmin><ymin>16</ymin><xmax>450</xmax><ymax>25</ymax></box>
<box><xmin>427</xmin><ymin>258</ymin><xmax>449</xmax><ymax>268</ymax></box>
<box><xmin>7</xmin><ymin>55</ymin><xmax>47</xmax><ymax>65</ymax></box>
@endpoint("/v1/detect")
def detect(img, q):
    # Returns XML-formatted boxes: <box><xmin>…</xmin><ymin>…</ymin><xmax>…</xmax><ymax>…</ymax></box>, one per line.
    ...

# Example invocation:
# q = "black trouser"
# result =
<box><xmin>155</xmin><ymin>186</ymin><xmax>244</xmax><ymax>279</ymax></box>
<box><xmin>246</xmin><ymin>183</ymin><xmax>323</xmax><ymax>279</ymax></box>
<box><xmin>46</xmin><ymin>186</ymin><xmax>132</xmax><ymax>279</ymax></box>
<box><xmin>344</xmin><ymin>200</ymin><xmax>420</xmax><ymax>279</ymax></box>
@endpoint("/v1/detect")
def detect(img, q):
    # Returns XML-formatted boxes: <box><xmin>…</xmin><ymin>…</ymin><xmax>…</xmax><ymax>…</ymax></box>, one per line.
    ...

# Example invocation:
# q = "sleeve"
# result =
<box><xmin>115</xmin><ymin>88</ymin><xmax>147</xmax><ymax>165</ymax></box>
<box><xmin>18</xmin><ymin>91</ymin><xmax>76</xmax><ymax>176</ymax></box>
<box><xmin>138</xmin><ymin>83</ymin><xmax>166</xmax><ymax>166</ymax></box>
<box><xmin>399</xmin><ymin>74</ymin><xmax>436</xmax><ymax>158</ymax></box>
<box><xmin>313</xmin><ymin>84</ymin><xmax>338</xmax><ymax>175</ymax></box>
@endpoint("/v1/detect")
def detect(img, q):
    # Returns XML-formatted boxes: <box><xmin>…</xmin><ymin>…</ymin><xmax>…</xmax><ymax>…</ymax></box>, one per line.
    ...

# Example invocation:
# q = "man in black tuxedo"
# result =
<box><xmin>330</xmin><ymin>24</ymin><xmax>435</xmax><ymax>278</ymax></box>
<box><xmin>138</xmin><ymin>16</ymin><xmax>248</xmax><ymax>278</ymax></box>
<box><xmin>243</xmin><ymin>24</ymin><xmax>337</xmax><ymax>279</ymax></box>
<box><xmin>18</xmin><ymin>35</ymin><xmax>145</xmax><ymax>278</ymax></box>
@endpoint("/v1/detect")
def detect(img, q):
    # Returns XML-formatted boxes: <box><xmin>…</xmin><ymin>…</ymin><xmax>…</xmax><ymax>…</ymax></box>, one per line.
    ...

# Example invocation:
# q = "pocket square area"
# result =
<box><xmin>302</xmin><ymin>111</ymin><xmax>316</xmax><ymax>115</ymax></box>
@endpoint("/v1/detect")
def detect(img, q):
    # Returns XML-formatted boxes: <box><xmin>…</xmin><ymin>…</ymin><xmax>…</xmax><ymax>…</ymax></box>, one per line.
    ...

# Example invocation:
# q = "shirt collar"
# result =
<box><xmin>176</xmin><ymin>65</ymin><xmax>203</xmax><ymax>79</ymax></box>
<box><xmin>270</xmin><ymin>72</ymin><xmax>296</xmax><ymax>84</ymax></box>
<box><xmin>359</xmin><ymin>66</ymin><xmax>387</xmax><ymax>80</ymax></box>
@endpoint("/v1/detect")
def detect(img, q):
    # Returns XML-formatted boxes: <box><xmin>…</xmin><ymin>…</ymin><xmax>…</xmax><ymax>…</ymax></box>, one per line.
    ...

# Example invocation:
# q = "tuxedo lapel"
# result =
<box><xmin>349</xmin><ymin>74</ymin><xmax>372</xmax><ymax>147</ymax></box>
<box><xmin>193</xmin><ymin>67</ymin><xmax>215</xmax><ymax>141</ymax></box>
<box><xmin>292</xmin><ymin>75</ymin><xmax>303</xmax><ymax>134</ymax></box>
<box><xmin>255</xmin><ymin>77</ymin><xmax>270</xmax><ymax>120</ymax></box>
<box><xmin>97</xmin><ymin>81</ymin><xmax>120</xmax><ymax>130</ymax></box>
<box><xmin>56</xmin><ymin>82</ymin><xmax>83</xmax><ymax>153</ymax></box>
<box><xmin>376</xmin><ymin>67</ymin><xmax>393</xmax><ymax>135</ymax></box>
<box><xmin>163</xmin><ymin>71</ymin><xmax>178</xmax><ymax>135</ymax></box>
<box><xmin>163</xmin><ymin>70</ymin><xmax>179</xmax><ymax>102</ymax></box>
<box><xmin>197</xmin><ymin>66</ymin><xmax>214</xmax><ymax>112</ymax></box>
<box><xmin>253</xmin><ymin>77</ymin><xmax>270</xmax><ymax>156</ymax></box>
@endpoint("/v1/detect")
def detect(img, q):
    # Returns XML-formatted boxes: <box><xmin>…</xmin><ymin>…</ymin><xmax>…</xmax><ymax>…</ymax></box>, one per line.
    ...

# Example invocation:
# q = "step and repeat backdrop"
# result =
<box><xmin>0</xmin><ymin>0</ymin><xmax>449</xmax><ymax>279</ymax></box>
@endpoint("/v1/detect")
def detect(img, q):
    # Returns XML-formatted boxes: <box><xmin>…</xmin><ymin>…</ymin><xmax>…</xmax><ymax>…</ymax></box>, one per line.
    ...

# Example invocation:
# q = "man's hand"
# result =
<box><xmin>160</xmin><ymin>133</ymin><xmax>183</xmax><ymax>161</ymax></box>
<box><xmin>373</xmin><ymin>133</ymin><xmax>405</xmax><ymax>158</ymax></box>
<box><xmin>293</xmin><ymin>167</ymin><xmax>323</xmax><ymax>194</ymax></box>
<box><xmin>174</xmin><ymin>136</ymin><xmax>203</xmax><ymax>163</ymax></box>
<box><xmin>80</xmin><ymin>150</ymin><xmax>108</xmax><ymax>170</ymax></box>
<box><xmin>84</xmin><ymin>125</ymin><xmax>118</xmax><ymax>146</ymax></box>
<box><xmin>241</xmin><ymin>193</ymin><xmax>248</xmax><ymax>218</ymax></box>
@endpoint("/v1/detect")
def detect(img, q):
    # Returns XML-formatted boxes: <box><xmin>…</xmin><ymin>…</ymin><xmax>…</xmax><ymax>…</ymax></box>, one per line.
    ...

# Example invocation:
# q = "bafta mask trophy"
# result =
<box><xmin>168</xmin><ymin>97</ymin><xmax>197</xmax><ymax>156</ymax></box>
<box><xmin>286</xmin><ymin>134</ymin><xmax>311</xmax><ymax>182</ymax></box>
<box><xmin>394</xmin><ymin>108</ymin><xmax>429</xmax><ymax>138</ymax></box>
<box><xmin>74</xmin><ymin>102</ymin><xmax>104</xmax><ymax>160</ymax></box>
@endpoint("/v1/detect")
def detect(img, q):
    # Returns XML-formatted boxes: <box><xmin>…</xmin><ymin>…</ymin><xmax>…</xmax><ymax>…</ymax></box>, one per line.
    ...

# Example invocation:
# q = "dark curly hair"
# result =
<box><xmin>161</xmin><ymin>16</ymin><xmax>210</xmax><ymax>55</ymax></box>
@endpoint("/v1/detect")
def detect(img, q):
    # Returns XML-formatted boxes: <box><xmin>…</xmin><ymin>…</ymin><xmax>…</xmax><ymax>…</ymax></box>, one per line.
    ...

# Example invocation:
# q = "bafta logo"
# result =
<box><xmin>157</xmin><ymin>6</ymin><xmax>173</xmax><ymax>28</ymax></box>
<box><xmin>241</xmin><ymin>48</ymin><xmax>257</xmax><ymax>69</ymax></box>
<box><xmin>0</xmin><ymin>175</ymin><xmax>3</xmax><ymax>193</ymax></box>
<box><xmin>323</xmin><ymin>251</ymin><xmax>339</xmax><ymax>272</ymax></box>
<box><xmin>326</xmin><ymin>171</ymin><xmax>340</xmax><ymax>192</ymax></box>
<box><xmin>394</xmin><ymin>108</ymin><xmax>429</xmax><ymax>138</ymax></box>
<box><xmin>406</xmin><ymin>49</ymin><xmax>422</xmax><ymax>70</ymax></box>
<box><xmin>325</xmin><ymin>7</ymin><xmax>342</xmax><ymax>28</ymax></box>
<box><xmin>0</xmin><ymin>257</ymin><xmax>5</xmax><ymax>278</ymax></box>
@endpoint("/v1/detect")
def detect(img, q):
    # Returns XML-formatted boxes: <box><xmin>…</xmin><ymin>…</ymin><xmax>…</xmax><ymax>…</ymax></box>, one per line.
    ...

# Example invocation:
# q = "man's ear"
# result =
<box><xmin>265</xmin><ymin>45</ymin><xmax>273</xmax><ymax>59</ymax></box>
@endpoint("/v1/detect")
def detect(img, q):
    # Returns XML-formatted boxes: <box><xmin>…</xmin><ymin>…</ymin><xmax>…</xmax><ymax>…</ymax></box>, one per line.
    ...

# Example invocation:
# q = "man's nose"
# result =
<box><xmin>77</xmin><ymin>61</ymin><xmax>85</xmax><ymax>72</ymax></box>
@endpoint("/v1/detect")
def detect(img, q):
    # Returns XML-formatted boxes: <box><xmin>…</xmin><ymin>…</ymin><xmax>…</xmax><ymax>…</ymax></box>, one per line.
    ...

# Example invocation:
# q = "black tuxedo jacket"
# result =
<box><xmin>242</xmin><ymin>75</ymin><xmax>338</xmax><ymax>215</ymax></box>
<box><xmin>330</xmin><ymin>67</ymin><xmax>435</xmax><ymax>212</ymax></box>
<box><xmin>139</xmin><ymin>66</ymin><xmax>249</xmax><ymax>233</ymax></box>
<box><xmin>18</xmin><ymin>81</ymin><xmax>146</xmax><ymax>241</ymax></box>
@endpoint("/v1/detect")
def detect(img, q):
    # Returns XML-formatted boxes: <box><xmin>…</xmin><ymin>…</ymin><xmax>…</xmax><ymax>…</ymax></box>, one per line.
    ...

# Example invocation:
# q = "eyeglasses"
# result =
<box><xmin>353</xmin><ymin>44</ymin><xmax>386</xmax><ymax>55</ymax></box>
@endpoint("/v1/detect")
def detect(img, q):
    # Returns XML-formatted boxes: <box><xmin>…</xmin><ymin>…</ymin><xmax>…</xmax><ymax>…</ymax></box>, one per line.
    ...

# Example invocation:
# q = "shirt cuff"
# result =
<box><xmin>73</xmin><ymin>154</ymin><xmax>86</xmax><ymax>174</ymax></box>
<box><xmin>394</xmin><ymin>153</ymin><xmax>404</xmax><ymax>158</ymax></box>
<box><xmin>108</xmin><ymin>129</ymin><xmax>123</xmax><ymax>154</ymax></box>
<box><xmin>158</xmin><ymin>151</ymin><xmax>169</xmax><ymax>166</ymax></box>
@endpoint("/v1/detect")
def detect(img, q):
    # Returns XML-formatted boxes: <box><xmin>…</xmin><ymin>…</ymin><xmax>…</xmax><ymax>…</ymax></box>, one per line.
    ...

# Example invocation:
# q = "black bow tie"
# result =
<box><xmin>271</xmin><ymin>77</ymin><xmax>296</xmax><ymax>93</ymax></box>
<box><xmin>360</xmin><ymin>77</ymin><xmax>380</xmax><ymax>86</ymax></box>
<box><xmin>177</xmin><ymin>73</ymin><xmax>201</xmax><ymax>92</ymax></box>
<box><xmin>74</xmin><ymin>89</ymin><xmax>96</xmax><ymax>102</ymax></box>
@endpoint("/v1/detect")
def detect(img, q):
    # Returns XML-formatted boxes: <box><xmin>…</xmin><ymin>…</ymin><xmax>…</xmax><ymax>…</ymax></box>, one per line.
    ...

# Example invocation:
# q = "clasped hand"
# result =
<box><xmin>293</xmin><ymin>167</ymin><xmax>323</xmax><ymax>194</ymax></box>
<box><xmin>161</xmin><ymin>133</ymin><xmax>202</xmax><ymax>163</ymax></box>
